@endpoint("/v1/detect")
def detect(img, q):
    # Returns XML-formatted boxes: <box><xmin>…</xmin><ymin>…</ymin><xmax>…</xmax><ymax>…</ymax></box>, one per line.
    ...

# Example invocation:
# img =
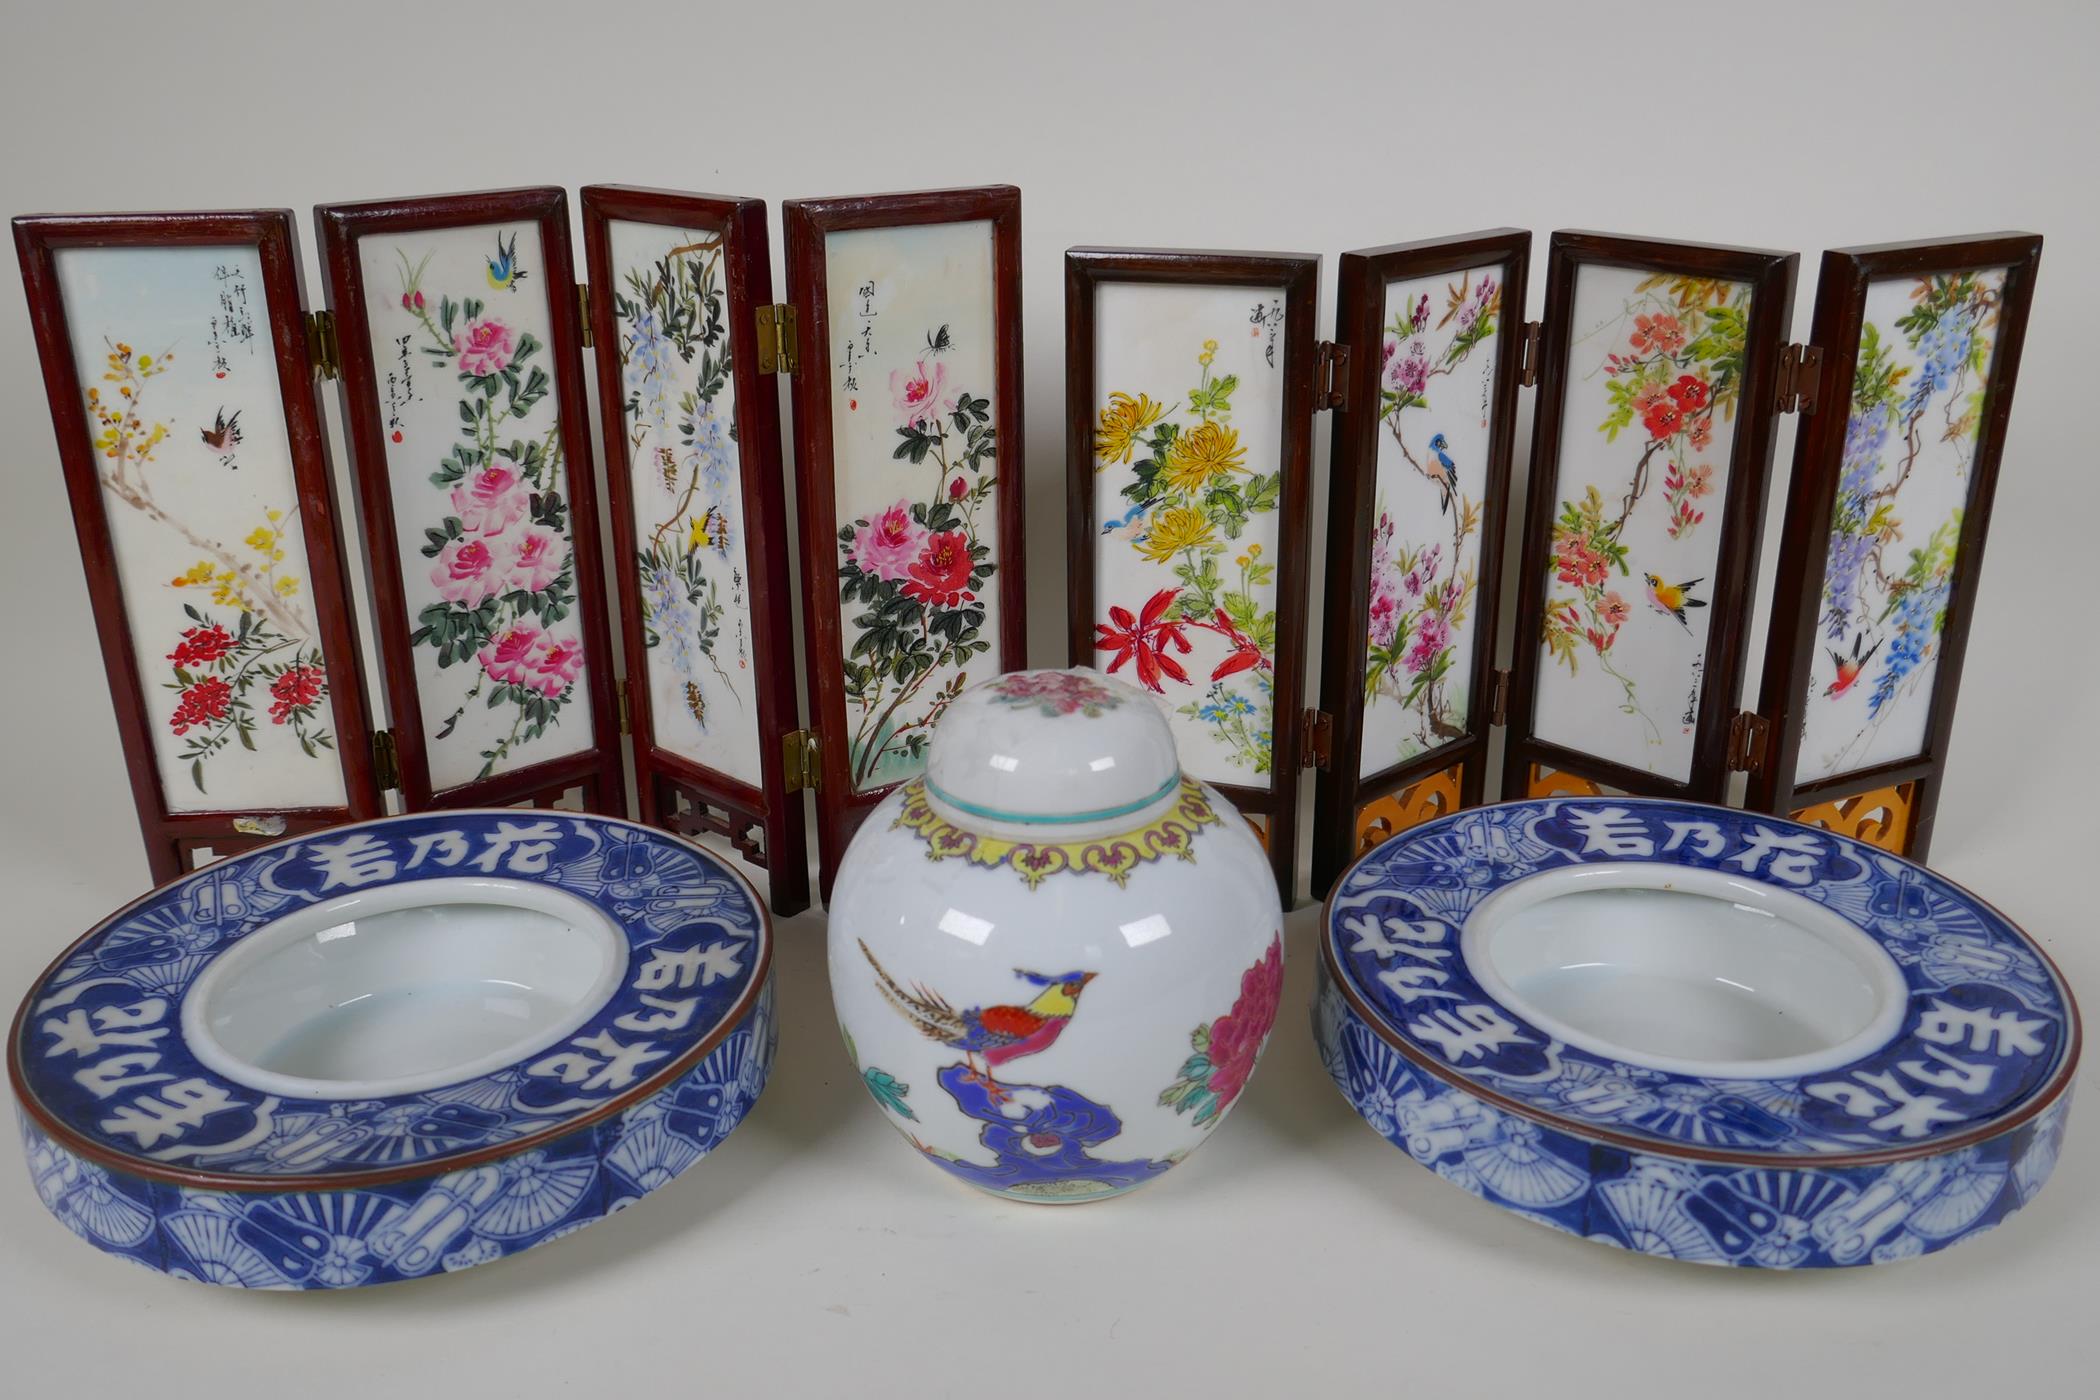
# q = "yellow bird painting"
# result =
<box><xmin>1643</xmin><ymin>572</ymin><xmax>1709</xmax><ymax>632</ymax></box>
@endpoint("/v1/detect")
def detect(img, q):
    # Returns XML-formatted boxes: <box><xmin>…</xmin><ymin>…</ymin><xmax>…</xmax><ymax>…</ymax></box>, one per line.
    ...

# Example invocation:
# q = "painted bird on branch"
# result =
<box><xmin>1423</xmin><ymin>432</ymin><xmax>1459</xmax><ymax>515</ymax></box>
<box><xmin>860</xmin><ymin>940</ymin><xmax>1097</xmax><ymax>1100</ymax></box>
<box><xmin>1643</xmin><ymin>573</ymin><xmax>1708</xmax><ymax>632</ymax></box>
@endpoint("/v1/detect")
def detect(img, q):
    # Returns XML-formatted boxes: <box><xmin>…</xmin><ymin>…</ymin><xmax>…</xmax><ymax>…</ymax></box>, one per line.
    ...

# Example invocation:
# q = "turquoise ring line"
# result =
<box><xmin>924</xmin><ymin>770</ymin><xmax>1185</xmax><ymax>827</ymax></box>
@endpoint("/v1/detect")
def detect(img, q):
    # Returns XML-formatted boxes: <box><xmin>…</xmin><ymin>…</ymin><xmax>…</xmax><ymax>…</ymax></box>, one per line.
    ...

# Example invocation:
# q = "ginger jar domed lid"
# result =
<box><xmin>923</xmin><ymin>668</ymin><xmax>1179</xmax><ymax>842</ymax></box>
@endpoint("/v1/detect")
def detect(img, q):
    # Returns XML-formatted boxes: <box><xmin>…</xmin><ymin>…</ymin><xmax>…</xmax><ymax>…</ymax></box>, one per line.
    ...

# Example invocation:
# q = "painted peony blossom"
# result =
<box><xmin>989</xmin><ymin>670</ymin><xmax>1124</xmax><ymax>718</ymax></box>
<box><xmin>478</xmin><ymin>625</ymin><xmax>543</xmax><ymax>688</ymax></box>
<box><xmin>1205</xmin><ymin>935</ymin><xmax>1283</xmax><ymax>1108</ymax></box>
<box><xmin>849</xmin><ymin>500</ymin><xmax>929</xmax><ymax>582</ymax></box>
<box><xmin>455</xmin><ymin>317</ymin><xmax>516</xmax><ymax>377</ymax></box>
<box><xmin>503</xmin><ymin>526</ymin><xmax>566</xmax><ymax>595</ymax></box>
<box><xmin>451</xmin><ymin>462</ymin><xmax>529</xmax><ymax>536</ymax></box>
<box><xmin>891</xmin><ymin>358</ymin><xmax>950</xmax><ymax>428</ymax></box>
<box><xmin>530</xmin><ymin>635</ymin><xmax>586</xmax><ymax>697</ymax></box>
<box><xmin>902</xmin><ymin>530</ymin><xmax>976</xmax><ymax>609</ymax></box>
<box><xmin>430</xmin><ymin>535</ymin><xmax>507</xmax><ymax>607</ymax></box>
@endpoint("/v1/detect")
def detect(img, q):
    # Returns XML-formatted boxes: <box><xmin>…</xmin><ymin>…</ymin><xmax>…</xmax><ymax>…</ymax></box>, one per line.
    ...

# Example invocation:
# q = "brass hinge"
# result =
<box><xmin>1300</xmin><ymin>708</ymin><xmax>1333</xmax><ymax>770</ymax></box>
<box><xmin>616</xmin><ymin>677</ymin><xmax>631</xmax><ymax>735</ymax></box>
<box><xmin>576</xmin><ymin>284</ymin><xmax>593</xmax><ymax>348</ymax></box>
<box><xmin>1489</xmin><ymin>667</ymin><xmax>1512</xmax><ymax>727</ymax></box>
<box><xmin>1517</xmin><ymin>320</ymin><xmax>1544</xmax><ymax>388</ymax></box>
<box><xmin>782</xmin><ymin>728</ymin><xmax>820</xmax><ymax>793</ymax></box>
<box><xmin>1727</xmin><ymin>711</ymin><xmax>1772</xmax><ymax>774</ymax></box>
<box><xmin>1776</xmin><ymin>343</ymin><xmax>1823</xmax><ymax>415</ymax></box>
<box><xmin>371</xmin><ymin>727</ymin><xmax>401</xmax><ymax>792</ymax></box>
<box><xmin>1312</xmin><ymin>340</ymin><xmax>1350</xmax><ymax>411</ymax></box>
<box><xmin>304</xmin><ymin>309</ymin><xmax>341</xmax><ymax>382</ymax></box>
<box><xmin>756</xmin><ymin>303</ymin><xmax>799</xmax><ymax>375</ymax></box>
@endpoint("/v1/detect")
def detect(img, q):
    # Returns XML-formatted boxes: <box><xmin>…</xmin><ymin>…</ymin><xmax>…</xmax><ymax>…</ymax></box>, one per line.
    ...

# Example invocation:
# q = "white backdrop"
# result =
<box><xmin>2</xmin><ymin>2</ymin><xmax>2096</xmax><ymax>1396</ymax></box>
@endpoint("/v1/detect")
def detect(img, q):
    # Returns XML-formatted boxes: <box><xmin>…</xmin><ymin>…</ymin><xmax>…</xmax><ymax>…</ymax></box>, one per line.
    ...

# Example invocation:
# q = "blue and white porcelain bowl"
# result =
<box><xmin>9</xmin><ymin>810</ymin><xmax>774</xmax><ymax>1288</ymax></box>
<box><xmin>1317</xmin><ymin>798</ymin><xmax>2078</xmax><ymax>1268</ymax></box>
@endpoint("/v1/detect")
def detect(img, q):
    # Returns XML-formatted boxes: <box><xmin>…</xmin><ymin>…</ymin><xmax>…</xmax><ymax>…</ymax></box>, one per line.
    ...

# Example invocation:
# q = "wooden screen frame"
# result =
<box><xmin>1750</xmin><ymin>232</ymin><xmax>2042</xmax><ymax>861</ymax></box>
<box><xmin>1311</xmin><ymin>229</ymin><xmax>1531</xmax><ymax>898</ymax></box>
<box><xmin>579</xmin><ymin>184</ymin><xmax>810</xmax><ymax>915</ymax></box>
<box><xmin>1500</xmin><ymin>231</ymin><xmax>1797</xmax><ymax>803</ymax></box>
<box><xmin>15</xmin><ymin>209</ymin><xmax>385</xmax><ymax>882</ymax></box>
<box><xmin>314</xmin><ymin>186</ymin><xmax>626</xmax><ymax>815</ymax></box>
<box><xmin>783</xmin><ymin>185</ymin><xmax>1027</xmax><ymax>901</ymax></box>
<box><xmin>1064</xmin><ymin>247</ymin><xmax>1320</xmax><ymax>905</ymax></box>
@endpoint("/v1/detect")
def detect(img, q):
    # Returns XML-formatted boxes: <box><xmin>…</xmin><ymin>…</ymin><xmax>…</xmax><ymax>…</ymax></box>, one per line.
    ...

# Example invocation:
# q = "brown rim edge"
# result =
<box><xmin>1320</xmin><ymin>797</ymin><xmax>2083</xmax><ymax>1169</ymax></box>
<box><xmin>9</xmin><ymin>809</ymin><xmax>776</xmax><ymax>1193</ymax></box>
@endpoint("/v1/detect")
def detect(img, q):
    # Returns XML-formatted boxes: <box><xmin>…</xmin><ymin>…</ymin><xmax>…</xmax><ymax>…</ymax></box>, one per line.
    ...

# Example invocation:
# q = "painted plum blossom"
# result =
<box><xmin>1362</xmin><ymin>269</ymin><xmax>1499</xmax><ymax>764</ymax></box>
<box><xmin>395</xmin><ymin>242</ymin><xmax>586</xmax><ymax>778</ymax></box>
<box><xmin>836</xmin><ymin>331</ymin><xmax>998</xmax><ymax>787</ymax></box>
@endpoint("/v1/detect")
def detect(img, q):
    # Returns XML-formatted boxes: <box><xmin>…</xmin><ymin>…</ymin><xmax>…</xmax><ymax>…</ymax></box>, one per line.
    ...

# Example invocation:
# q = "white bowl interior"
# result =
<box><xmin>1460</xmin><ymin>863</ymin><xmax>1908</xmax><ymax>1079</ymax></box>
<box><xmin>183</xmin><ymin>877</ymin><xmax>628</xmax><ymax>1100</ymax></box>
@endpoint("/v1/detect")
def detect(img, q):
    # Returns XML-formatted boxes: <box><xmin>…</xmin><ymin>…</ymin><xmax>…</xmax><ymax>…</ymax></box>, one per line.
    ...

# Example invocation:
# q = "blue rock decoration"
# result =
<box><xmin>10</xmin><ymin>811</ymin><xmax>774</xmax><ymax>1288</ymax></box>
<box><xmin>1317</xmin><ymin>798</ymin><xmax>2079</xmax><ymax>1268</ymax></box>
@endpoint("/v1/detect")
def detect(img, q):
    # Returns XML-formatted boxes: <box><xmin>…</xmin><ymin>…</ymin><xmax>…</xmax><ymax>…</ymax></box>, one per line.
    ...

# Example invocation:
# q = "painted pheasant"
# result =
<box><xmin>860</xmin><ymin>939</ymin><xmax>1096</xmax><ymax>1099</ymax></box>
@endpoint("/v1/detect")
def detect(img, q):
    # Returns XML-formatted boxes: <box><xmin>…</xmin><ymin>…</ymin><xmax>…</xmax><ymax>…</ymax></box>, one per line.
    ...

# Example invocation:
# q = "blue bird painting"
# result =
<box><xmin>485</xmin><ymin>231</ymin><xmax>528</xmax><ymax>293</ymax></box>
<box><xmin>1100</xmin><ymin>500</ymin><xmax>1149</xmax><ymax>537</ymax></box>
<box><xmin>1422</xmin><ymin>432</ymin><xmax>1458</xmax><ymax>515</ymax></box>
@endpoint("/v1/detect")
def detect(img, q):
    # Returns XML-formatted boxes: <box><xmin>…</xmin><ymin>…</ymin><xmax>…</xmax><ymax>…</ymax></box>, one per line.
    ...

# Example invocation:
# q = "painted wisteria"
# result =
<box><xmin>392</xmin><ymin>232</ymin><xmax>589</xmax><ymax>781</ymax></box>
<box><xmin>1532</xmin><ymin>270</ymin><xmax>1747</xmax><ymax>777</ymax></box>
<box><xmin>611</xmin><ymin>223</ymin><xmax>755</xmax><ymax>774</ymax></box>
<box><xmin>1094</xmin><ymin>338</ymin><xmax>1281</xmax><ymax>774</ymax></box>
<box><xmin>1361</xmin><ymin>269</ymin><xmax>1501</xmax><ymax>770</ymax></box>
<box><xmin>836</xmin><ymin>338</ymin><xmax>998</xmax><ymax>787</ymax></box>
<box><xmin>1797</xmin><ymin>269</ymin><xmax>2006</xmax><ymax>780</ymax></box>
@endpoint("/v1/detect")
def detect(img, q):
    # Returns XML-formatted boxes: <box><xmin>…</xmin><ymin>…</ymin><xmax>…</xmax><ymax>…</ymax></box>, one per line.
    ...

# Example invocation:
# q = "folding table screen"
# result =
<box><xmin>21</xmin><ymin>195</ymin><xmax>2035</xmax><ymax>909</ymax></box>
<box><xmin>314</xmin><ymin>188</ymin><xmax>628</xmax><ymax>817</ymax></box>
<box><xmin>16</xmin><ymin>210</ymin><xmax>385</xmax><ymax>882</ymax></box>
<box><xmin>579</xmin><ymin>184</ymin><xmax>807</xmax><ymax>913</ymax></box>
<box><xmin>1749</xmin><ymin>234</ymin><xmax>2042</xmax><ymax>860</ymax></box>
<box><xmin>784</xmin><ymin>186</ymin><xmax>1028</xmax><ymax>899</ymax></box>
<box><xmin>1065</xmin><ymin>247</ymin><xmax>1321</xmax><ymax>901</ymax></box>
<box><xmin>1308</xmin><ymin>229</ymin><xmax>1532</xmax><ymax>894</ymax></box>
<box><xmin>17</xmin><ymin>185</ymin><xmax>1030</xmax><ymax>916</ymax></box>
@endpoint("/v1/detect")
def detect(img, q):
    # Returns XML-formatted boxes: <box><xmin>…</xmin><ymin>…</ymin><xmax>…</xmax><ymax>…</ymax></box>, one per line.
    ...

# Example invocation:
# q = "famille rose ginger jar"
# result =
<box><xmin>1317</xmin><ymin>797</ymin><xmax>2079</xmax><ymax>1267</ymax></box>
<box><xmin>828</xmin><ymin>667</ymin><xmax>1284</xmax><ymax>1203</ymax></box>
<box><xmin>10</xmin><ymin>810</ymin><xmax>774</xmax><ymax>1288</ymax></box>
